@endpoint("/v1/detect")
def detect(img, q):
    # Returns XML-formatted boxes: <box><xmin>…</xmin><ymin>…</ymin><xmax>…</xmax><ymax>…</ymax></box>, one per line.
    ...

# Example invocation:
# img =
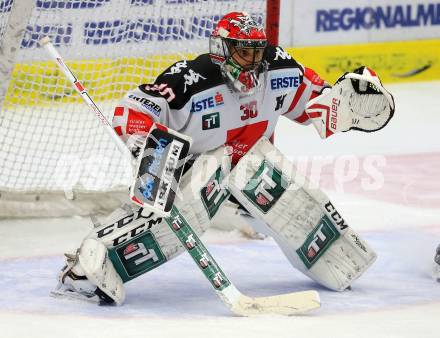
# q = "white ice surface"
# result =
<box><xmin>1</xmin><ymin>81</ymin><xmax>439</xmax><ymax>338</ymax></box>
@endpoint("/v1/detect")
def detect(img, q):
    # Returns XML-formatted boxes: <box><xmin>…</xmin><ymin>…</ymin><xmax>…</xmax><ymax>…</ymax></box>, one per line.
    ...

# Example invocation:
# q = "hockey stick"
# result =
<box><xmin>40</xmin><ymin>37</ymin><xmax>320</xmax><ymax>316</ymax></box>
<box><xmin>166</xmin><ymin>206</ymin><xmax>320</xmax><ymax>316</ymax></box>
<box><xmin>39</xmin><ymin>37</ymin><xmax>132</xmax><ymax>162</ymax></box>
<box><xmin>40</xmin><ymin>37</ymin><xmax>190</xmax><ymax>217</ymax></box>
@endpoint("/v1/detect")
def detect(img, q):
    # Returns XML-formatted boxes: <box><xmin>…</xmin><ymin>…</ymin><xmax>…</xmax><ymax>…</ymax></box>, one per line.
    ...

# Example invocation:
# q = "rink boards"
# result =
<box><xmin>4</xmin><ymin>39</ymin><xmax>439</xmax><ymax>107</ymax></box>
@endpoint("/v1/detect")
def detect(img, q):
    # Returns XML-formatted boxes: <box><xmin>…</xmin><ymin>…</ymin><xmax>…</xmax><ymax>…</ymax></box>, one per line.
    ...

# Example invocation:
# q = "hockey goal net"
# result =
<box><xmin>0</xmin><ymin>0</ymin><xmax>278</xmax><ymax>218</ymax></box>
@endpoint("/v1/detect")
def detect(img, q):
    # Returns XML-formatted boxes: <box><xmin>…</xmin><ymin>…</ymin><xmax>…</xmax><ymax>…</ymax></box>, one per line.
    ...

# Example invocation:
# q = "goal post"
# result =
<box><xmin>0</xmin><ymin>0</ymin><xmax>279</xmax><ymax>218</ymax></box>
<box><xmin>266</xmin><ymin>0</ymin><xmax>280</xmax><ymax>46</ymax></box>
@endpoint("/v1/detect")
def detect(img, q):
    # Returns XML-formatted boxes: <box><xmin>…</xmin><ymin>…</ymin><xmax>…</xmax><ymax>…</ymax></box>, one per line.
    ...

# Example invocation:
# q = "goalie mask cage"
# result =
<box><xmin>0</xmin><ymin>0</ymin><xmax>280</xmax><ymax>217</ymax></box>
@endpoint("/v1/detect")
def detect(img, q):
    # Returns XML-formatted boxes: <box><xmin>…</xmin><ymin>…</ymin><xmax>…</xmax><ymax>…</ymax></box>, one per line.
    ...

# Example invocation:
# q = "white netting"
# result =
<box><xmin>0</xmin><ymin>0</ymin><xmax>266</xmax><ymax>216</ymax></box>
<box><xmin>0</xmin><ymin>1</ymin><xmax>12</xmax><ymax>44</ymax></box>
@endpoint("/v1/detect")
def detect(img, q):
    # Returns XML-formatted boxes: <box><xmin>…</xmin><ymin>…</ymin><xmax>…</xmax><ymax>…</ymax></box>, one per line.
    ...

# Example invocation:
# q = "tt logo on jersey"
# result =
<box><xmin>202</xmin><ymin>112</ymin><xmax>220</xmax><ymax>130</ymax></box>
<box><xmin>190</xmin><ymin>92</ymin><xmax>224</xmax><ymax>113</ymax></box>
<box><xmin>183</xmin><ymin>69</ymin><xmax>206</xmax><ymax>92</ymax></box>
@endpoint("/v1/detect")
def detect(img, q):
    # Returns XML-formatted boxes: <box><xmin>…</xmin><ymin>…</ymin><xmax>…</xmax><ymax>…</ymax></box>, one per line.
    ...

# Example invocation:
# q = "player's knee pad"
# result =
<box><xmin>227</xmin><ymin>137</ymin><xmax>377</xmax><ymax>291</ymax></box>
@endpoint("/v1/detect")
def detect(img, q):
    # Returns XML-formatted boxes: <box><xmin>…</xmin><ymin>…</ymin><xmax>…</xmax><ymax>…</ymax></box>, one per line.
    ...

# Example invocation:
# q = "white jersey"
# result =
<box><xmin>112</xmin><ymin>46</ymin><xmax>329</xmax><ymax>164</ymax></box>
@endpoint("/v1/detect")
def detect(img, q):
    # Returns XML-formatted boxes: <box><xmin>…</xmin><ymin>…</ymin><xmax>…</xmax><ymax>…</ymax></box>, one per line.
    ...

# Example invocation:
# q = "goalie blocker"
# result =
<box><xmin>130</xmin><ymin>125</ymin><xmax>192</xmax><ymax>217</ymax></box>
<box><xmin>227</xmin><ymin>137</ymin><xmax>377</xmax><ymax>291</ymax></box>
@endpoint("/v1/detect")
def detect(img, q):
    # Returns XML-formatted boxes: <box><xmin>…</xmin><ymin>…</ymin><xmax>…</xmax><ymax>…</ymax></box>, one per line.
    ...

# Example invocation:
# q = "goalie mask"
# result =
<box><xmin>209</xmin><ymin>12</ymin><xmax>267</xmax><ymax>95</ymax></box>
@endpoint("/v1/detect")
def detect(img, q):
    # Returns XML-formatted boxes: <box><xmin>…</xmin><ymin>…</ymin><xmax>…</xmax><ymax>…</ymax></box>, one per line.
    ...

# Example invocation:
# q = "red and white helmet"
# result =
<box><xmin>210</xmin><ymin>12</ymin><xmax>267</xmax><ymax>95</ymax></box>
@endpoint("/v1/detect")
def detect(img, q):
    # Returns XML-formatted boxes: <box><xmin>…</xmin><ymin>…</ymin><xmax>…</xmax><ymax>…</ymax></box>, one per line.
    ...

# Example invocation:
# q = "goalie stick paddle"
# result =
<box><xmin>166</xmin><ymin>206</ymin><xmax>320</xmax><ymax>316</ymax></box>
<box><xmin>41</xmin><ymin>37</ymin><xmax>320</xmax><ymax>316</ymax></box>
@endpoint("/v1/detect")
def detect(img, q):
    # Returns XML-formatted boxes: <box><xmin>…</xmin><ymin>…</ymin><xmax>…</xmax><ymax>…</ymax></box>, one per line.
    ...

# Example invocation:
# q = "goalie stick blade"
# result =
<box><xmin>231</xmin><ymin>290</ymin><xmax>320</xmax><ymax>316</ymax></box>
<box><xmin>219</xmin><ymin>286</ymin><xmax>320</xmax><ymax>316</ymax></box>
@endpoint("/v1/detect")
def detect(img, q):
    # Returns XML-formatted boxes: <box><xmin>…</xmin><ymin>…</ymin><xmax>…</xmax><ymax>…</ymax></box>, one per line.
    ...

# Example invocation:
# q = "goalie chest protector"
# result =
<box><xmin>136</xmin><ymin>46</ymin><xmax>305</xmax><ymax>163</ymax></box>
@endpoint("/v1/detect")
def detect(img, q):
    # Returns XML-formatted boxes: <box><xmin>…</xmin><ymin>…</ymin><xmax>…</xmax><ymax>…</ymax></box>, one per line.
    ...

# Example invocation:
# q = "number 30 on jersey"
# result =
<box><xmin>240</xmin><ymin>101</ymin><xmax>258</xmax><ymax>121</ymax></box>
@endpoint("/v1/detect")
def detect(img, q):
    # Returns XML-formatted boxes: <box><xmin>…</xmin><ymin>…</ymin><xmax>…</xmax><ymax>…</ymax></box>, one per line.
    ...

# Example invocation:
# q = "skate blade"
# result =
<box><xmin>50</xmin><ymin>288</ymin><xmax>100</xmax><ymax>304</ymax></box>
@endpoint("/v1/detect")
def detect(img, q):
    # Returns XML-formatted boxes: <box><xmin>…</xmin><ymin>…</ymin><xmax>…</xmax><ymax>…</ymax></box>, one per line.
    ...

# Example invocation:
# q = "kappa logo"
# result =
<box><xmin>274</xmin><ymin>47</ymin><xmax>292</xmax><ymax>61</ymax></box>
<box><xmin>164</xmin><ymin>60</ymin><xmax>188</xmax><ymax>75</ymax></box>
<box><xmin>183</xmin><ymin>69</ymin><xmax>207</xmax><ymax>92</ymax></box>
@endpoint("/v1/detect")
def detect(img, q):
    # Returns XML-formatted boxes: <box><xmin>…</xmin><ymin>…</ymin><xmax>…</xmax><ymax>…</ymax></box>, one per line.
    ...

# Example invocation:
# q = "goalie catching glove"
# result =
<box><xmin>306</xmin><ymin>66</ymin><xmax>395</xmax><ymax>138</ymax></box>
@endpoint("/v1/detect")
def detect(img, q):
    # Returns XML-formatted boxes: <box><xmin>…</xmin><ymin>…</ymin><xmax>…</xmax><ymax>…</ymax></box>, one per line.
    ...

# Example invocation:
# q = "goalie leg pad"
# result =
<box><xmin>90</xmin><ymin>146</ymin><xmax>230</xmax><ymax>282</ymax></box>
<box><xmin>227</xmin><ymin>137</ymin><xmax>377</xmax><ymax>291</ymax></box>
<box><xmin>85</xmin><ymin>203</ymin><xmax>194</xmax><ymax>284</ymax></box>
<box><xmin>55</xmin><ymin>146</ymin><xmax>232</xmax><ymax>302</ymax></box>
